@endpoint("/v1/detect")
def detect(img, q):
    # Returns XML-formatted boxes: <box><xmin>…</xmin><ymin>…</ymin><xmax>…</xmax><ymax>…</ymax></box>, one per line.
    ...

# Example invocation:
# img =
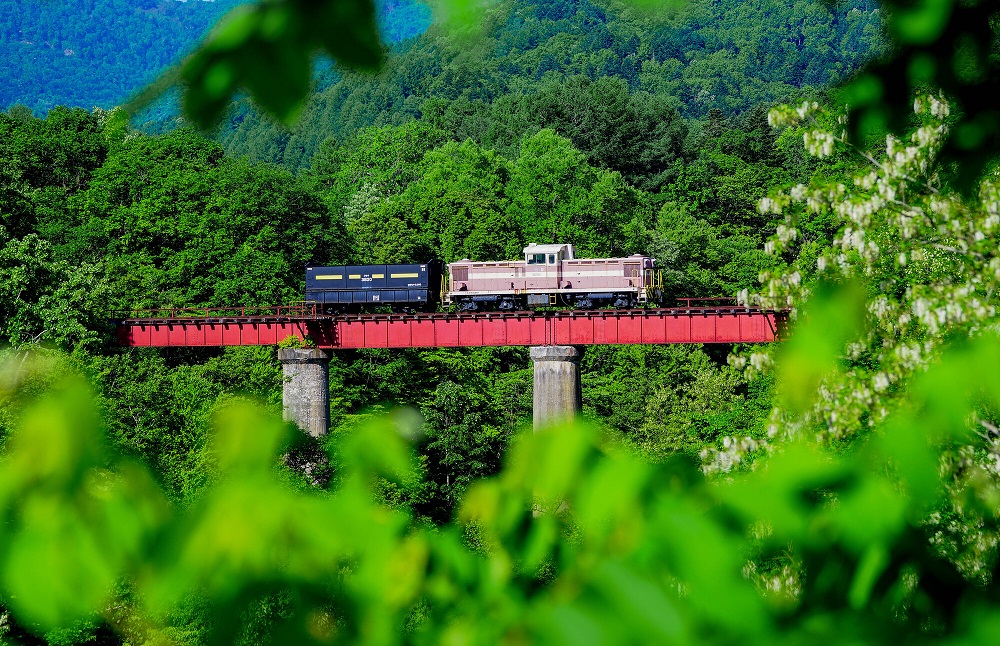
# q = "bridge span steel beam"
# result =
<box><xmin>116</xmin><ymin>309</ymin><xmax>786</xmax><ymax>349</ymax></box>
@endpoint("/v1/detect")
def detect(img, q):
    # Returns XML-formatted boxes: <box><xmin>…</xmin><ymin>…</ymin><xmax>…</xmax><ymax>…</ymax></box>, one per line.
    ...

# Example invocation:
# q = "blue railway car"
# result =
<box><xmin>305</xmin><ymin>262</ymin><xmax>441</xmax><ymax>312</ymax></box>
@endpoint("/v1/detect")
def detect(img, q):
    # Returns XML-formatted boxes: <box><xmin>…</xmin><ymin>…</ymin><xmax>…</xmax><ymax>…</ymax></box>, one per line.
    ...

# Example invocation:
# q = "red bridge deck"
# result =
<box><xmin>114</xmin><ymin>304</ymin><xmax>787</xmax><ymax>349</ymax></box>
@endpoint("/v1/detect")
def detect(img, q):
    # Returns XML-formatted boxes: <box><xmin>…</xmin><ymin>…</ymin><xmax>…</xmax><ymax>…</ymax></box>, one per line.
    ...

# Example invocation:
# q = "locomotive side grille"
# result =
<box><xmin>453</xmin><ymin>266</ymin><xmax>469</xmax><ymax>281</ymax></box>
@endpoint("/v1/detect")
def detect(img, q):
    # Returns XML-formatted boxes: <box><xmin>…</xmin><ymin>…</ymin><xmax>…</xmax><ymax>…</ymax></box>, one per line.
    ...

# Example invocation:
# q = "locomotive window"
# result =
<box><xmin>548</xmin><ymin>254</ymin><xmax>556</xmax><ymax>264</ymax></box>
<box><xmin>527</xmin><ymin>253</ymin><xmax>546</xmax><ymax>265</ymax></box>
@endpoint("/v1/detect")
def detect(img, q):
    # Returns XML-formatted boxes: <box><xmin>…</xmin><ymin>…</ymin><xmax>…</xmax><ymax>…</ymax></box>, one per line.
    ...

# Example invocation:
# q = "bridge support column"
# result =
<box><xmin>278</xmin><ymin>348</ymin><xmax>330</xmax><ymax>438</ymax></box>
<box><xmin>530</xmin><ymin>345</ymin><xmax>583</xmax><ymax>430</ymax></box>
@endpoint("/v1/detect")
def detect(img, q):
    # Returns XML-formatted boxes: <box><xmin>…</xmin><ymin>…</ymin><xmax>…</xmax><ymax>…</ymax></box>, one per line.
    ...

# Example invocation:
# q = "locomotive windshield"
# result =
<box><xmin>527</xmin><ymin>253</ymin><xmax>546</xmax><ymax>265</ymax></box>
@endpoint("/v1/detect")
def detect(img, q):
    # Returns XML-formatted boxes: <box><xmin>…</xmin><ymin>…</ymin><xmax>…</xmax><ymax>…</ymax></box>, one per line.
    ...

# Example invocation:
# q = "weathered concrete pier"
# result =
<box><xmin>530</xmin><ymin>345</ymin><xmax>583</xmax><ymax>430</ymax></box>
<box><xmin>278</xmin><ymin>344</ymin><xmax>584</xmax><ymax>436</ymax></box>
<box><xmin>278</xmin><ymin>347</ymin><xmax>331</xmax><ymax>437</ymax></box>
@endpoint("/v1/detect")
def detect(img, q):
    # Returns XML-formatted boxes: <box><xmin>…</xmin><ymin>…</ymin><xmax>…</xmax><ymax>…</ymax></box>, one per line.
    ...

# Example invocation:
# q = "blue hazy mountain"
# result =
<box><xmin>1</xmin><ymin>0</ymin><xmax>431</xmax><ymax>114</ymax></box>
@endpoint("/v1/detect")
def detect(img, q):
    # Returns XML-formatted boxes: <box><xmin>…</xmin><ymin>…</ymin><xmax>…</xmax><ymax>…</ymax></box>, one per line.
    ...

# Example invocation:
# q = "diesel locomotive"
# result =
<box><xmin>305</xmin><ymin>243</ymin><xmax>662</xmax><ymax>313</ymax></box>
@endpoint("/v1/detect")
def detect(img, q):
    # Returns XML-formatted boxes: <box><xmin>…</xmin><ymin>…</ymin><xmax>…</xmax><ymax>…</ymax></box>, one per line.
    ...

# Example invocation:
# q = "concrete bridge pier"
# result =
<box><xmin>530</xmin><ymin>345</ymin><xmax>583</xmax><ymax>430</ymax></box>
<box><xmin>278</xmin><ymin>347</ymin><xmax>331</xmax><ymax>438</ymax></box>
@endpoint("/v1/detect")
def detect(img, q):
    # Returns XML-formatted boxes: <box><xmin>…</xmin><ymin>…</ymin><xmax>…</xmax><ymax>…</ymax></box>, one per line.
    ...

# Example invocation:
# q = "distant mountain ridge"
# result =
<box><xmin>0</xmin><ymin>0</ymin><xmax>431</xmax><ymax>114</ymax></box>
<box><xmin>213</xmin><ymin>0</ymin><xmax>884</xmax><ymax>172</ymax></box>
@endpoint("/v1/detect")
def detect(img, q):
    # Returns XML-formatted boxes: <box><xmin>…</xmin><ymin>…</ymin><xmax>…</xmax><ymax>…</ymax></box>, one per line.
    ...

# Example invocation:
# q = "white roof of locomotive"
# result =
<box><xmin>524</xmin><ymin>243</ymin><xmax>575</xmax><ymax>259</ymax></box>
<box><xmin>453</xmin><ymin>243</ymin><xmax>651</xmax><ymax>265</ymax></box>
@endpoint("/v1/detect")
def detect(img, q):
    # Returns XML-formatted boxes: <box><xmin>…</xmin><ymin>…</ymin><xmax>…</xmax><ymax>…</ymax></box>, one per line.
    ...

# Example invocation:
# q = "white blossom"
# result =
<box><xmin>716</xmin><ymin>94</ymin><xmax>1000</xmax><ymax>537</ymax></box>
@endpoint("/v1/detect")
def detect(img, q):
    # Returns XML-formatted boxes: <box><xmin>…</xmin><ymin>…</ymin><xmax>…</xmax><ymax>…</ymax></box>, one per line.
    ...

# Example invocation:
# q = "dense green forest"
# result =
<box><xmin>16</xmin><ymin>0</ymin><xmax>1000</xmax><ymax>642</ymax></box>
<box><xmin>0</xmin><ymin>98</ymin><xmax>807</xmax><ymax>512</ymax></box>
<box><xmin>213</xmin><ymin>0</ymin><xmax>883</xmax><ymax>170</ymax></box>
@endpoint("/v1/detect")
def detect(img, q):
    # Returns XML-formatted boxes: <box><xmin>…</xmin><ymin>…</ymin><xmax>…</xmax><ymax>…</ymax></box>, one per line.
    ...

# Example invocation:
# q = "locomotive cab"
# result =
<box><xmin>524</xmin><ymin>242</ymin><xmax>574</xmax><ymax>265</ymax></box>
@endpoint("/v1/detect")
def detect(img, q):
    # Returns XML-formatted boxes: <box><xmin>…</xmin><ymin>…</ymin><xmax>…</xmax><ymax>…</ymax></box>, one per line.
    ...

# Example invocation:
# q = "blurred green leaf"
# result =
<box><xmin>0</xmin><ymin>379</ymin><xmax>167</xmax><ymax>630</ymax></box>
<box><xmin>591</xmin><ymin>560</ymin><xmax>686</xmax><ymax>642</ymax></box>
<box><xmin>892</xmin><ymin>0</ymin><xmax>954</xmax><ymax>45</ymax></box>
<box><xmin>775</xmin><ymin>280</ymin><xmax>867</xmax><ymax>414</ymax></box>
<box><xmin>212</xmin><ymin>401</ymin><xmax>292</xmax><ymax>474</ymax></box>
<box><xmin>169</xmin><ymin>0</ymin><xmax>383</xmax><ymax>129</ymax></box>
<box><xmin>337</xmin><ymin>414</ymin><xmax>416</xmax><ymax>485</ymax></box>
<box><xmin>847</xmin><ymin>542</ymin><xmax>888</xmax><ymax>609</ymax></box>
<box><xmin>4</xmin><ymin>497</ymin><xmax>117</xmax><ymax>628</ymax></box>
<box><xmin>507</xmin><ymin>422</ymin><xmax>595</xmax><ymax>508</ymax></box>
<box><xmin>209</xmin><ymin>6</ymin><xmax>261</xmax><ymax>51</ymax></box>
<box><xmin>843</xmin><ymin>0</ymin><xmax>1000</xmax><ymax>193</ymax></box>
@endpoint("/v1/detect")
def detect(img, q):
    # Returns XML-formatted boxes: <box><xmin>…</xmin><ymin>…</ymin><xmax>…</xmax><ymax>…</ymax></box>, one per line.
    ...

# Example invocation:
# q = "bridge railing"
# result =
<box><xmin>111</xmin><ymin>303</ymin><xmax>322</xmax><ymax>322</ymax></box>
<box><xmin>672</xmin><ymin>297</ymin><xmax>740</xmax><ymax>309</ymax></box>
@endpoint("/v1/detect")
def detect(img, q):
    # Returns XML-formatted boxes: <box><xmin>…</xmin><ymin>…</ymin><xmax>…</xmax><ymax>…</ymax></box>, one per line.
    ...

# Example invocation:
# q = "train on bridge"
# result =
<box><xmin>115</xmin><ymin>242</ymin><xmax>786</xmax><ymax>349</ymax></box>
<box><xmin>305</xmin><ymin>243</ymin><xmax>663</xmax><ymax>313</ymax></box>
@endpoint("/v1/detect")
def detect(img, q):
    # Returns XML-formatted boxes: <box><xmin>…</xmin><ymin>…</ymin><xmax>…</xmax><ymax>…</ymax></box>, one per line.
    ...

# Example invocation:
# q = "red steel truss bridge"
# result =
<box><xmin>113</xmin><ymin>299</ymin><xmax>788</xmax><ymax>349</ymax></box>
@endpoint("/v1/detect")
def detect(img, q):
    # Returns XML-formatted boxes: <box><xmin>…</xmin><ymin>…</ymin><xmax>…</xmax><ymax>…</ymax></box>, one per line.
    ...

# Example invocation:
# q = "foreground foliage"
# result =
<box><xmin>3</xmin><ymin>329</ymin><xmax>1000</xmax><ymax>643</ymax></box>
